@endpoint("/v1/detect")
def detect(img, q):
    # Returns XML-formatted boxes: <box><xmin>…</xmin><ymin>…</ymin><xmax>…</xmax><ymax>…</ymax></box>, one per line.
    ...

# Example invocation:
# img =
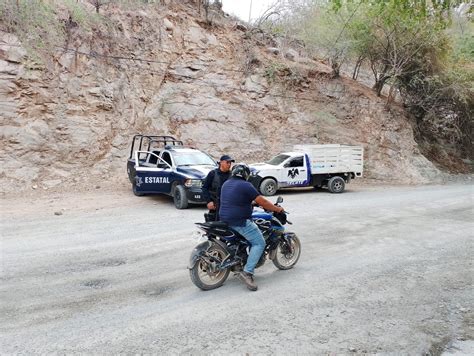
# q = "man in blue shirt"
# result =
<box><xmin>219</xmin><ymin>164</ymin><xmax>285</xmax><ymax>291</ymax></box>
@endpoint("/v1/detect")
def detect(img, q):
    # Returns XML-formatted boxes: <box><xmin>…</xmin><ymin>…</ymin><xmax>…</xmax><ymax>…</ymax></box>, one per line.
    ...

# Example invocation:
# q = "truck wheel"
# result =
<box><xmin>173</xmin><ymin>185</ymin><xmax>189</xmax><ymax>209</ymax></box>
<box><xmin>328</xmin><ymin>176</ymin><xmax>345</xmax><ymax>193</ymax></box>
<box><xmin>260</xmin><ymin>178</ymin><xmax>277</xmax><ymax>196</ymax></box>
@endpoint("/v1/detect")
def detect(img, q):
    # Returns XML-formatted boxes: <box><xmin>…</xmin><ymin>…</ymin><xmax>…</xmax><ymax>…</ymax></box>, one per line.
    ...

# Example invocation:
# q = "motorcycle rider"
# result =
<box><xmin>219</xmin><ymin>163</ymin><xmax>285</xmax><ymax>291</ymax></box>
<box><xmin>202</xmin><ymin>155</ymin><xmax>235</xmax><ymax>221</ymax></box>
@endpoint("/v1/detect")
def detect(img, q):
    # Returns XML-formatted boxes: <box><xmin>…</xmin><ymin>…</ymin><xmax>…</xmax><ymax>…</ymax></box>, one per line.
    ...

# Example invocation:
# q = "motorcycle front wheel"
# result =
<box><xmin>189</xmin><ymin>243</ymin><xmax>230</xmax><ymax>290</ymax></box>
<box><xmin>272</xmin><ymin>234</ymin><xmax>301</xmax><ymax>270</ymax></box>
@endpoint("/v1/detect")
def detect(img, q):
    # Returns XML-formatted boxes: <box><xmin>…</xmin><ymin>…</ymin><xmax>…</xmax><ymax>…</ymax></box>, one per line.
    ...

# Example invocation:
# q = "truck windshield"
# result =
<box><xmin>266</xmin><ymin>154</ymin><xmax>290</xmax><ymax>165</ymax></box>
<box><xmin>173</xmin><ymin>151</ymin><xmax>216</xmax><ymax>166</ymax></box>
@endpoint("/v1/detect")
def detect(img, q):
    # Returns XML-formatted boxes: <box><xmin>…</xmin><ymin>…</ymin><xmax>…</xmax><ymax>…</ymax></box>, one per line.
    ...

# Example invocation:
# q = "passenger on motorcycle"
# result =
<box><xmin>219</xmin><ymin>163</ymin><xmax>285</xmax><ymax>291</ymax></box>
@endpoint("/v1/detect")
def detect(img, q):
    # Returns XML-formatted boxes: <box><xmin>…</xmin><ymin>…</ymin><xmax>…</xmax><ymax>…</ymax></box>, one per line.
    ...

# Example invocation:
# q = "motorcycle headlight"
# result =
<box><xmin>184</xmin><ymin>179</ymin><xmax>203</xmax><ymax>187</ymax></box>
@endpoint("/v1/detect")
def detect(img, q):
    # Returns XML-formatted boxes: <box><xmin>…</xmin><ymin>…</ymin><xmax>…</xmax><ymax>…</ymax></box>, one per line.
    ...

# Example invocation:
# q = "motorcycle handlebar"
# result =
<box><xmin>265</xmin><ymin>206</ymin><xmax>292</xmax><ymax>224</ymax></box>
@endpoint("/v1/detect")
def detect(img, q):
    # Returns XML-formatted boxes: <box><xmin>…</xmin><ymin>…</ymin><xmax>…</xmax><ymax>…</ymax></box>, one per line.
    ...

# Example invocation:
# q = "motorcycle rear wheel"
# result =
<box><xmin>190</xmin><ymin>243</ymin><xmax>230</xmax><ymax>290</ymax></box>
<box><xmin>273</xmin><ymin>235</ymin><xmax>301</xmax><ymax>270</ymax></box>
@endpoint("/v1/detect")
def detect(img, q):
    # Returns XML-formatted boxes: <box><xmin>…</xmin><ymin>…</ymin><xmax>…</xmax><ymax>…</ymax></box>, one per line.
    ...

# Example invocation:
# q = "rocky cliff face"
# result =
<box><xmin>0</xmin><ymin>2</ymin><xmax>444</xmax><ymax>194</ymax></box>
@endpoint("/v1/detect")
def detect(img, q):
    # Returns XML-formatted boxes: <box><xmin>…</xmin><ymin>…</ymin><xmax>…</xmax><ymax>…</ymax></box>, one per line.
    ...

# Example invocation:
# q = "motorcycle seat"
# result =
<box><xmin>202</xmin><ymin>221</ymin><xmax>228</xmax><ymax>229</ymax></box>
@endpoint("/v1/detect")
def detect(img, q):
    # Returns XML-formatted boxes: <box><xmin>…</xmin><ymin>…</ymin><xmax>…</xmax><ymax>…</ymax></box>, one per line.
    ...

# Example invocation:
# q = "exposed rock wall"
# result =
<box><xmin>0</xmin><ymin>2</ymin><xmax>442</xmax><ymax>193</ymax></box>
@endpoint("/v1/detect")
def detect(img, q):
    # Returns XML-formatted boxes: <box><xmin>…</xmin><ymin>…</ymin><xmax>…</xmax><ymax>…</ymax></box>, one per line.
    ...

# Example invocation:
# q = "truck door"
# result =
<box><xmin>134</xmin><ymin>151</ymin><xmax>173</xmax><ymax>194</ymax></box>
<box><xmin>281</xmin><ymin>156</ymin><xmax>307</xmax><ymax>187</ymax></box>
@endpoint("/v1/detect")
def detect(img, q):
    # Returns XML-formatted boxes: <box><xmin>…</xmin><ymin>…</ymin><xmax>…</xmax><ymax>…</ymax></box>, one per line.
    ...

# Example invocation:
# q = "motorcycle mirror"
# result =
<box><xmin>276</xmin><ymin>196</ymin><xmax>283</xmax><ymax>204</ymax></box>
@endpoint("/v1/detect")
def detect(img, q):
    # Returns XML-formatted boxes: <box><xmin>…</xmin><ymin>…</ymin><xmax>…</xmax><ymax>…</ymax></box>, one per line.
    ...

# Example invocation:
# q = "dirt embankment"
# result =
<box><xmin>0</xmin><ymin>1</ymin><xmax>469</xmax><ymax>195</ymax></box>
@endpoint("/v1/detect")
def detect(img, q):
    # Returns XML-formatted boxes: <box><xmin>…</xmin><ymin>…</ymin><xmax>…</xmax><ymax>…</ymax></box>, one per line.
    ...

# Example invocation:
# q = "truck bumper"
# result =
<box><xmin>186</xmin><ymin>187</ymin><xmax>207</xmax><ymax>204</ymax></box>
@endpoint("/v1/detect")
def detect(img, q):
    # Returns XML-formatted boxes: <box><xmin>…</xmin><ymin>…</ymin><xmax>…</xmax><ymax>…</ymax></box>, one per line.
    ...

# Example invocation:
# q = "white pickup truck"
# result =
<box><xmin>249</xmin><ymin>144</ymin><xmax>364</xmax><ymax>195</ymax></box>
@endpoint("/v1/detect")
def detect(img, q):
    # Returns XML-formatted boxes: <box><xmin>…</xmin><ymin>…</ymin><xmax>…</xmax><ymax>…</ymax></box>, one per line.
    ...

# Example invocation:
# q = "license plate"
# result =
<box><xmin>194</xmin><ymin>194</ymin><xmax>201</xmax><ymax>199</ymax></box>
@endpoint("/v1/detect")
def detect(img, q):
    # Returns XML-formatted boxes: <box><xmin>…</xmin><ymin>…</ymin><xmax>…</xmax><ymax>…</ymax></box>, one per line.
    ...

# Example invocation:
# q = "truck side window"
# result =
<box><xmin>160</xmin><ymin>152</ymin><xmax>172</xmax><ymax>168</ymax></box>
<box><xmin>287</xmin><ymin>156</ymin><xmax>304</xmax><ymax>168</ymax></box>
<box><xmin>149</xmin><ymin>150</ymin><xmax>160</xmax><ymax>165</ymax></box>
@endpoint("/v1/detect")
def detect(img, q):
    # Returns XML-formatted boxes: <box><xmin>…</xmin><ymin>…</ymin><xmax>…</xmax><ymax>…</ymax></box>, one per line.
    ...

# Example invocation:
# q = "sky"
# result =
<box><xmin>221</xmin><ymin>0</ymin><xmax>278</xmax><ymax>23</ymax></box>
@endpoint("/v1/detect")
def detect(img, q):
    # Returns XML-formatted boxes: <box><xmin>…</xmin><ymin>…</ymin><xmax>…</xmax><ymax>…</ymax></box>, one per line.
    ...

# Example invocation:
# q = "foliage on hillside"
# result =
<box><xmin>0</xmin><ymin>0</ymin><xmax>224</xmax><ymax>64</ymax></box>
<box><xmin>258</xmin><ymin>0</ymin><xmax>473</xmax><ymax>166</ymax></box>
<box><xmin>1</xmin><ymin>0</ymin><xmax>103</xmax><ymax>65</ymax></box>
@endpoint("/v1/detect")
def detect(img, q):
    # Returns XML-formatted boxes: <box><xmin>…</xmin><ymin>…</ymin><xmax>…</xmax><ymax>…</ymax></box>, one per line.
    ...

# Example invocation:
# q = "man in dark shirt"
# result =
<box><xmin>219</xmin><ymin>164</ymin><xmax>285</xmax><ymax>291</ymax></box>
<box><xmin>202</xmin><ymin>155</ymin><xmax>234</xmax><ymax>221</ymax></box>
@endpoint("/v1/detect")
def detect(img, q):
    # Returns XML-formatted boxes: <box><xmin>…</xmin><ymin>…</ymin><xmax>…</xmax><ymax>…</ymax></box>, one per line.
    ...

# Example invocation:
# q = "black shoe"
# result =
<box><xmin>237</xmin><ymin>271</ymin><xmax>258</xmax><ymax>291</ymax></box>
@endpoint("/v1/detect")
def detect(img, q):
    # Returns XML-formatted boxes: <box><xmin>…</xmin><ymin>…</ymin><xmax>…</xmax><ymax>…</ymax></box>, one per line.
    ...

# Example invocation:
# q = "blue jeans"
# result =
<box><xmin>231</xmin><ymin>220</ymin><xmax>265</xmax><ymax>275</ymax></box>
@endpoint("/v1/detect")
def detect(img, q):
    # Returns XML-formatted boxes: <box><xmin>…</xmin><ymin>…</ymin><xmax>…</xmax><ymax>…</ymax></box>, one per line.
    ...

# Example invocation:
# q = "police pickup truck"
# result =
<box><xmin>249</xmin><ymin>144</ymin><xmax>363</xmax><ymax>195</ymax></box>
<box><xmin>126</xmin><ymin>135</ymin><xmax>217</xmax><ymax>209</ymax></box>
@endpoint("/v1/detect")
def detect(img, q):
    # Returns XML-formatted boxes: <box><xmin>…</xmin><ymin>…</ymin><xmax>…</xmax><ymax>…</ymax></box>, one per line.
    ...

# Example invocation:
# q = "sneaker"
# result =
<box><xmin>237</xmin><ymin>271</ymin><xmax>258</xmax><ymax>291</ymax></box>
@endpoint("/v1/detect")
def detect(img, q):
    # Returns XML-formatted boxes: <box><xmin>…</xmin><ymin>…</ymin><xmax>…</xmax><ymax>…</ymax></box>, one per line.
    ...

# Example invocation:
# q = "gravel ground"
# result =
<box><xmin>1</xmin><ymin>183</ymin><xmax>473</xmax><ymax>354</ymax></box>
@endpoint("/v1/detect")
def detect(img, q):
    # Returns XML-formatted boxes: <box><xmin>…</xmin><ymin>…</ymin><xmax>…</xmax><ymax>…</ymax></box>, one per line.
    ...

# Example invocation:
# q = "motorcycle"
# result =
<box><xmin>188</xmin><ymin>197</ymin><xmax>301</xmax><ymax>290</ymax></box>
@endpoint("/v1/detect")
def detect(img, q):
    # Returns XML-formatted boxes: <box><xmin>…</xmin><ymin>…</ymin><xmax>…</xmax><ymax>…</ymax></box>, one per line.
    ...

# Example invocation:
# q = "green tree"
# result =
<box><xmin>333</xmin><ymin>0</ymin><xmax>473</xmax><ymax>162</ymax></box>
<box><xmin>285</xmin><ymin>0</ymin><xmax>361</xmax><ymax>78</ymax></box>
<box><xmin>321</xmin><ymin>0</ymin><xmax>467</xmax><ymax>95</ymax></box>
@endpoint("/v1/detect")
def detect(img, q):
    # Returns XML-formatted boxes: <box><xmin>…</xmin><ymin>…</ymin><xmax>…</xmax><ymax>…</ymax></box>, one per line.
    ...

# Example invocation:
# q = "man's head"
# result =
<box><xmin>218</xmin><ymin>154</ymin><xmax>235</xmax><ymax>172</ymax></box>
<box><xmin>231</xmin><ymin>163</ymin><xmax>251</xmax><ymax>181</ymax></box>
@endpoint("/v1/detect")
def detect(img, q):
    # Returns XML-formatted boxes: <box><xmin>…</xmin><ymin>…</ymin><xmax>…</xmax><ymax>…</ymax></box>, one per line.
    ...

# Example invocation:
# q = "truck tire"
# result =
<box><xmin>173</xmin><ymin>185</ymin><xmax>189</xmax><ymax>209</ymax></box>
<box><xmin>260</xmin><ymin>178</ymin><xmax>278</xmax><ymax>196</ymax></box>
<box><xmin>328</xmin><ymin>176</ymin><xmax>345</xmax><ymax>193</ymax></box>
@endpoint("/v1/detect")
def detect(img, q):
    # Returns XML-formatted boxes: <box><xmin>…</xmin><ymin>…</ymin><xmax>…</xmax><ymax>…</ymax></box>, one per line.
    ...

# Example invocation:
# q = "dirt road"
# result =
<box><xmin>1</xmin><ymin>183</ymin><xmax>473</xmax><ymax>354</ymax></box>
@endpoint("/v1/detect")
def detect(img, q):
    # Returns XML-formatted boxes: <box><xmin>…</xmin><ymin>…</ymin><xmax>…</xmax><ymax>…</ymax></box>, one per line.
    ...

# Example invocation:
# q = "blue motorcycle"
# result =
<box><xmin>188</xmin><ymin>197</ymin><xmax>301</xmax><ymax>290</ymax></box>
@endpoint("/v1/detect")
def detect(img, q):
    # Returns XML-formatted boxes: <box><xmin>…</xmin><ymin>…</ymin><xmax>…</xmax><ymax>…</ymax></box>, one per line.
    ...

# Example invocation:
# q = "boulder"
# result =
<box><xmin>163</xmin><ymin>18</ymin><xmax>174</xmax><ymax>31</ymax></box>
<box><xmin>267</xmin><ymin>47</ymin><xmax>280</xmax><ymax>55</ymax></box>
<box><xmin>234</xmin><ymin>23</ymin><xmax>248</xmax><ymax>32</ymax></box>
<box><xmin>285</xmin><ymin>48</ymin><xmax>299</xmax><ymax>61</ymax></box>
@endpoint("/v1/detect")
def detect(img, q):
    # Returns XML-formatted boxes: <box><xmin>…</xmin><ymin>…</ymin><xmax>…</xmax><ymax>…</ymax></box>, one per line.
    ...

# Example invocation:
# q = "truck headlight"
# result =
<box><xmin>184</xmin><ymin>179</ymin><xmax>203</xmax><ymax>187</ymax></box>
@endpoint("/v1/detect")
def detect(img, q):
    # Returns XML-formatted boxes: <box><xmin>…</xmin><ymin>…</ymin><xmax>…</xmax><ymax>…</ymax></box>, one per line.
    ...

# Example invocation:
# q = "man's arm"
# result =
<box><xmin>201</xmin><ymin>170</ymin><xmax>214</xmax><ymax>207</ymax></box>
<box><xmin>254</xmin><ymin>195</ymin><xmax>284</xmax><ymax>213</ymax></box>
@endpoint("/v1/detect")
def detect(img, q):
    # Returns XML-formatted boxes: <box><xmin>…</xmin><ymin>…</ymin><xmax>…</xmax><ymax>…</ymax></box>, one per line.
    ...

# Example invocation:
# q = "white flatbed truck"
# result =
<box><xmin>249</xmin><ymin>144</ymin><xmax>364</xmax><ymax>195</ymax></box>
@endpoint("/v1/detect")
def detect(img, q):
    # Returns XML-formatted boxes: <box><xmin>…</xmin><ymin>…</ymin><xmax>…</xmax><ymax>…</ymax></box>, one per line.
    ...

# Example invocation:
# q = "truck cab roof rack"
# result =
<box><xmin>129</xmin><ymin>134</ymin><xmax>183</xmax><ymax>159</ymax></box>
